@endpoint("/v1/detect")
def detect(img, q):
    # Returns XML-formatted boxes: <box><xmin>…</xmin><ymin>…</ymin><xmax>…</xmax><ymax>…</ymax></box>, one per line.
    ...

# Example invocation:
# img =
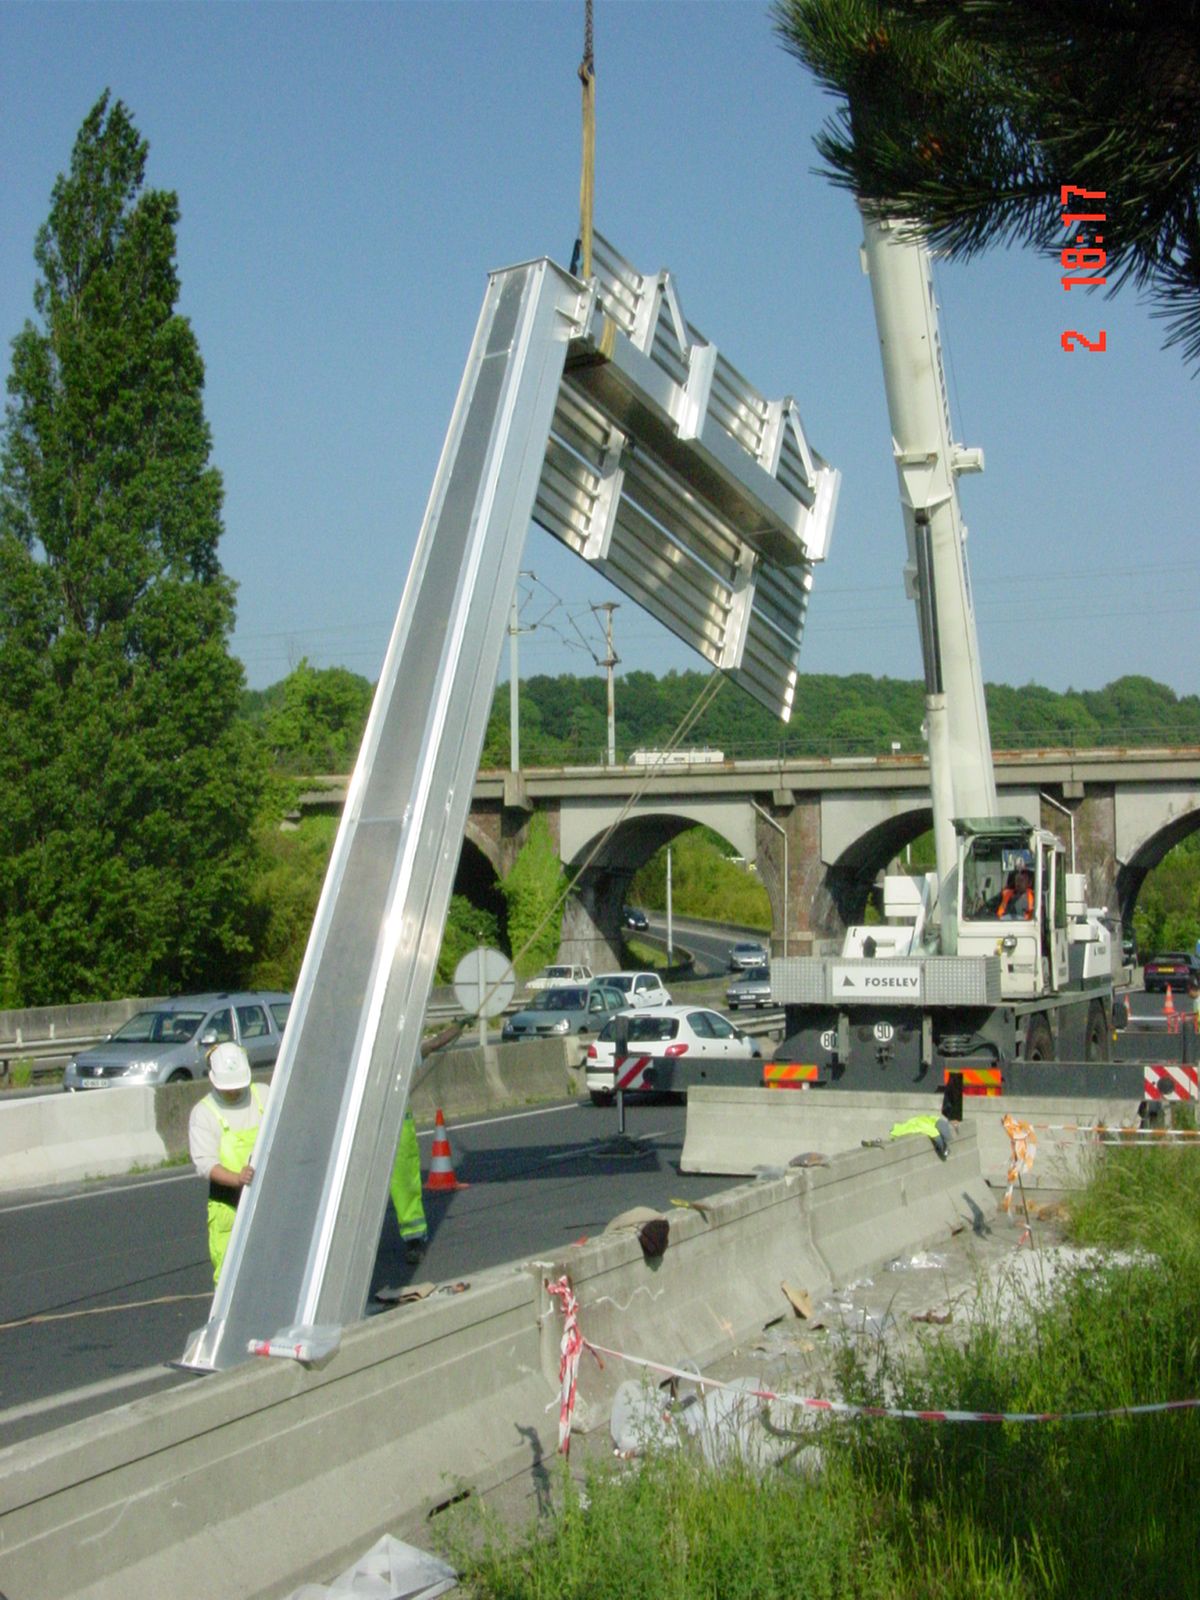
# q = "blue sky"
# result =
<box><xmin>2</xmin><ymin>1</ymin><xmax>1196</xmax><ymax>706</ymax></box>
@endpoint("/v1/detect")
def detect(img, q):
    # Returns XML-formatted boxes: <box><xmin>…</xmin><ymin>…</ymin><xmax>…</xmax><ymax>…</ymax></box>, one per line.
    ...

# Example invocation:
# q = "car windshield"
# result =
<box><xmin>599</xmin><ymin>1014</ymin><xmax>679</xmax><ymax>1043</ymax></box>
<box><xmin>532</xmin><ymin>987</ymin><xmax>587</xmax><ymax>1011</ymax></box>
<box><xmin>112</xmin><ymin>1009</ymin><xmax>206</xmax><ymax>1044</ymax></box>
<box><xmin>544</xmin><ymin>967</ymin><xmax>571</xmax><ymax>980</ymax></box>
<box><xmin>737</xmin><ymin>967</ymin><xmax>769</xmax><ymax>983</ymax></box>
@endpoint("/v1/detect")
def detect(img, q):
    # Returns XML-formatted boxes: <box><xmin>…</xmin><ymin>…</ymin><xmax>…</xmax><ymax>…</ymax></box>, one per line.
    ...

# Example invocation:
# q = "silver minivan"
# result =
<box><xmin>62</xmin><ymin>991</ymin><xmax>292</xmax><ymax>1089</ymax></box>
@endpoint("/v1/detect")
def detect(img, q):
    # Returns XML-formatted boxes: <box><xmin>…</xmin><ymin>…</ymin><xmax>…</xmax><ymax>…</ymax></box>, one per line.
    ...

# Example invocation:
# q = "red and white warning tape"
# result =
<box><xmin>1000</xmin><ymin>1113</ymin><xmax>1035</xmax><ymax>1214</ymax></box>
<box><xmin>545</xmin><ymin>1275</ymin><xmax>602</xmax><ymax>1454</ymax></box>
<box><xmin>547</xmin><ymin>1281</ymin><xmax>1200</xmax><ymax>1434</ymax></box>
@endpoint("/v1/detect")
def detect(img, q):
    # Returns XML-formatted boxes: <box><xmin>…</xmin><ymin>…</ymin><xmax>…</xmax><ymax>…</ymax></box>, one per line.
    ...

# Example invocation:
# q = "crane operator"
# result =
<box><xmin>997</xmin><ymin>865</ymin><xmax>1034</xmax><ymax>920</ymax></box>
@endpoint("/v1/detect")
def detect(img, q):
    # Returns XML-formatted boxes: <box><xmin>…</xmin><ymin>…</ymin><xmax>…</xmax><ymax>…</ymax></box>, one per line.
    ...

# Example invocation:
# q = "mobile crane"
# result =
<box><xmin>771</xmin><ymin>215</ymin><xmax>1121</xmax><ymax>1082</ymax></box>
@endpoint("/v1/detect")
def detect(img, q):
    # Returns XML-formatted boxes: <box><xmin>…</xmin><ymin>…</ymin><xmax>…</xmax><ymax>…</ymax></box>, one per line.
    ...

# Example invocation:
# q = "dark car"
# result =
<box><xmin>1143</xmin><ymin>952</ymin><xmax>1200</xmax><ymax>993</ymax></box>
<box><xmin>623</xmin><ymin>906</ymin><xmax>649</xmax><ymax>931</ymax></box>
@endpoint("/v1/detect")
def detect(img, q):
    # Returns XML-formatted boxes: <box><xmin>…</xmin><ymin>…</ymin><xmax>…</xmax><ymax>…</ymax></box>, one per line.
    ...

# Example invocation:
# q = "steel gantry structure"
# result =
<box><xmin>183</xmin><ymin>236</ymin><xmax>838</xmax><ymax>1371</ymax></box>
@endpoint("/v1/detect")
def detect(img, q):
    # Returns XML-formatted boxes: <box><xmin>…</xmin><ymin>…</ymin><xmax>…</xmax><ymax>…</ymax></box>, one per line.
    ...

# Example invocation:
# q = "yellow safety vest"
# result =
<box><xmin>205</xmin><ymin>1084</ymin><xmax>266</xmax><ymax>1285</ymax></box>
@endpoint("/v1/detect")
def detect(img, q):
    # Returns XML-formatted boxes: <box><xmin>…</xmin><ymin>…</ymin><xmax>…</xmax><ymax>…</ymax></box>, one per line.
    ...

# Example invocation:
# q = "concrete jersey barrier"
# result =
<box><xmin>0</xmin><ymin>1039</ymin><xmax>578</xmax><ymax>1195</ymax></box>
<box><xmin>0</xmin><ymin>1132</ymin><xmax>994</xmax><ymax>1600</ymax></box>
<box><xmin>680</xmin><ymin>1085</ymin><xmax>1143</xmax><ymax>1188</ymax></box>
<box><xmin>0</xmin><ymin>1088</ymin><xmax>168</xmax><ymax>1190</ymax></box>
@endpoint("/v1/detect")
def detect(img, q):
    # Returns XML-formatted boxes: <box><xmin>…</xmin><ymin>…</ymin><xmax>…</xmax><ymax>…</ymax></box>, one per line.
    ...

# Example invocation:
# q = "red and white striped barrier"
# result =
<box><xmin>615</xmin><ymin>1054</ymin><xmax>654</xmax><ymax>1092</ymax></box>
<box><xmin>1143</xmin><ymin>1064</ymin><xmax>1199</xmax><ymax>1102</ymax></box>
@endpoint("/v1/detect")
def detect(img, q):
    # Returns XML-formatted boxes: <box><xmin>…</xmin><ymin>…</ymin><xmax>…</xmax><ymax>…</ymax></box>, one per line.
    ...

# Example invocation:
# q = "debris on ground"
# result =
<box><xmin>781</xmin><ymin>1282</ymin><xmax>813</xmax><ymax>1319</ymax></box>
<box><xmin>605</xmin><ymin>1205</ymin><xmax>671</xmax><ymax>1257</ymax></box>
<box><xmin>283</xmin><ymin>1534</ymin><xmax>456</xmax><ymax>1599</ymax></box>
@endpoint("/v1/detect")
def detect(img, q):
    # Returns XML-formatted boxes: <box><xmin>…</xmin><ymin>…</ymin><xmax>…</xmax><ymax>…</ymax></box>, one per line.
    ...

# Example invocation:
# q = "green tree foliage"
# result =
<box><xmin>0</xmin><ymin>95</ymin><xmax>265</xmax><ymax>1004</ymax></box>
<box><xmin>435</xmin><ymin>895</ymin><xmax>503</xmax><ymax>984</ymax></box>
<box><xmin>630</xmin><ymin>827</ymin><xmax>772</xmax><ymax>929</ymax></box>
<box><xmin>499</xmin><ymin>812</ymin><xmax>568</xmax><ymax>978</ymax></box>
<box><xmin>774</xmin><ymin>1</ymin><xmax>1200</xmax><ymax>368</ymax></box>
<box><xmin>245</xmin><ymin>813</ymin><xmax>336</xmax><ymax>991</ymax></box>
<box><xmin>1132</xmin><ymin>833</ymin><xmax>1200</xmax><ymax>957</ymax></box>
<box><xmin>476</xmin><ymin>668</ymin><xmax>1200</xmax><ymax>767</ymax></box>
<box><xmin>244</xmin><ymin>658</ymin><xmax>373</xmax><ymax>773</ymax></box>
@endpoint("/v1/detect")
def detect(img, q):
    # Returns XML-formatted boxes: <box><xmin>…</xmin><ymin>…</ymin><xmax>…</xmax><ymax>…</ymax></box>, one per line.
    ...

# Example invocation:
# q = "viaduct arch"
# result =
<box><xmin>302</xmin><ymin>750</ymin><xmax>1200</xmax><ymax>969</ymax></box>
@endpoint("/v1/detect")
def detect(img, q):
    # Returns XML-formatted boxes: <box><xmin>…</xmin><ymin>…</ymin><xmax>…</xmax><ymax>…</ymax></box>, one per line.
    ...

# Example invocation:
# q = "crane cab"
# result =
<box><xmin>955</xmin><ymin>817</ymin><xmax>1068</xmax><ymax>999</ymax></box>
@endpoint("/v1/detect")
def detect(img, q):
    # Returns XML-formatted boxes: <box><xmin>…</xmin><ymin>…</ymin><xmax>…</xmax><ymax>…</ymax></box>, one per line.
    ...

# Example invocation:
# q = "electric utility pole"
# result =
<box><xmin>508</xmin><ymin>573</ymin><xmax>534</xmax><ymax>772</ymax></box>
<box><xmin>593</xmin><ymin>601</ymin><xmax>619</xmax><ymax>765</ymax></box>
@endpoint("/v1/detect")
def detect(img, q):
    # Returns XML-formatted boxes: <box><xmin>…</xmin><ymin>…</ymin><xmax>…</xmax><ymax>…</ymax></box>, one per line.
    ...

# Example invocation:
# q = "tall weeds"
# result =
<box><xmin>446</xmin><ymin>1142</ymin><xmax>1200</xmax><ymax>1599</ymax></box>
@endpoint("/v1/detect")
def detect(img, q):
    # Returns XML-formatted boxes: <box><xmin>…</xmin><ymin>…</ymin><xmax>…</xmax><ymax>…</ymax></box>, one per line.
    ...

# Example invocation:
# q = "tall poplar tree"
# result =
<box><xmin>0</xmin><ymin>94</ymin><xmax>265</xmax><ymax>1005</ymax></box>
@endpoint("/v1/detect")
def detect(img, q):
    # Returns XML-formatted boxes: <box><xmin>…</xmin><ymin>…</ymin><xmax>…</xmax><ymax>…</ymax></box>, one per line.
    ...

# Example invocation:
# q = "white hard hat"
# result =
<box><xmin>208</xmin><ymin>1042</ymin><xmax>251</xmax><ymax>1091</ymax></box>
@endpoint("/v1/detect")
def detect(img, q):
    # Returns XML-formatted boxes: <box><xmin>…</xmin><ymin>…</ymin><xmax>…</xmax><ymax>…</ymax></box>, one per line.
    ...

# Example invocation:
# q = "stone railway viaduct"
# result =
<box><xmin>298</xmin><ymin>746</ymin><xmax>1200</xmax><ymax>971</ymax></box>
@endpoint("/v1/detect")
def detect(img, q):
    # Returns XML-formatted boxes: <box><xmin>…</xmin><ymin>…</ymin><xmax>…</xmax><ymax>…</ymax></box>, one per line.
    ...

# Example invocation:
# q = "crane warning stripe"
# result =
<box><xmin>763</xmin><ymin>1062</ymin><xmax>819</xmax><ymax>1088</ymax></box>
<box><xmin>944</xmin><ymin>1066</ymin><xmax>1003</xmax><ymax>1097</ymax></box>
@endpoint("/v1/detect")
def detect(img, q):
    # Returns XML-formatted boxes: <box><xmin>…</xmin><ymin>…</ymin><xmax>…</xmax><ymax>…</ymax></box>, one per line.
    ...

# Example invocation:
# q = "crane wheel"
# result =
<box><xmin>1024</xmin><ymin>1016</ymin><xmax>1054</xmax><ymax>1061</ymax></box>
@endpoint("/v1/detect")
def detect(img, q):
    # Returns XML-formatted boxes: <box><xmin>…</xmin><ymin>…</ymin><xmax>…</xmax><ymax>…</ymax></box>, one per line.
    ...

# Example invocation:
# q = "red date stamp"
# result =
<box><xmin>1060</xmin><ymin>185</ymin><xmax>1106</xmax><ymax>352</ymax></box>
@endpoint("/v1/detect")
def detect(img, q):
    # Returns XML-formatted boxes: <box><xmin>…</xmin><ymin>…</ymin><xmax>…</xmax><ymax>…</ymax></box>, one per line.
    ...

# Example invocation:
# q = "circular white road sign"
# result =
<box><xmin>453</xmin><ymin>946</ymin><xmax>515</xmax><ymax>1019</ymax></box>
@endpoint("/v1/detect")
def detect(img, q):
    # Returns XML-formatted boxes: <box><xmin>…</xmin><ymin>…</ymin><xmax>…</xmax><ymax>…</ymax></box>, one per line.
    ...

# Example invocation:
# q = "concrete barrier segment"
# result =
<box><xmin>680</xmin><ymin>1086</ymin><xmax>1142</xmax><ymax>1188</ymax></box>
<box><xmin>0</xmin><ymin>1136</ymin><xmax>994</xmax><ymax>1600</ymax></box>
<box><xmin>0</xmin><ymin>1089</ymin><xmax>167</xmax><ymax>1192</ymax></box>
<box><xmin>802</xmin><ymin>1127</ymin><xmax>993</xmax><ymax>1282</ymax></box>
<box><xmin>0</xmin><ymin>1039</ymin><xmax>577</xmax><ymax>1195</ymax></box>
<box><xmin>532</xmin><ymin>1130</ymin><xmax>993</xmax><ymax>1431</ymax></box>
<box><xmin>532</xmin><ymin>1176</ymin><xmax>830</xmax><ymax>1432</ymax></box>
<box><xmin>0</xmin><ymin>1269</ymin><xmax>553</xmax><ymax>1600</ymax></box>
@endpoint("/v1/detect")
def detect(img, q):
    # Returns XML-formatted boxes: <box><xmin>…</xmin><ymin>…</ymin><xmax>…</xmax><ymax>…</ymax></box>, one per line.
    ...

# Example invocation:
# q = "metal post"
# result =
<box><xmin>594</xmin><ymin>601</ymin><xmax>619</xmax><ymax>765</ymax></box>
<box><xmin>509</xmin><ymin>593</ymin><xmax>520</xmax><ymax>773</ymax></box>
<box><xmin>666</xmin><ymin>847</ymin><xmax>674</xmax><ymax>959</ymax></box>
<box><xmin>477</xmin><ymin>946</ymin><xmax>488</xmax><ymax>1051</ymax></box>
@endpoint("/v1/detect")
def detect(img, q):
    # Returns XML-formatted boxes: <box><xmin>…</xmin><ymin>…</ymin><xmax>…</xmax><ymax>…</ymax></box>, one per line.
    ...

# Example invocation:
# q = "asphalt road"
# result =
<box><xmin>0</xmin><ymin>1095</ymin><xmax>746</xmax><ymax>1452</ymax></box>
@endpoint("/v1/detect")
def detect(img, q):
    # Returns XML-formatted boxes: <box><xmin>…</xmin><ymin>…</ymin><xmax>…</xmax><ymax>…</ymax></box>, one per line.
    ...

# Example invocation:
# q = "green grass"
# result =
<box><xmin>8</xmin><ymin>1057</ymin><xmax>34</xmax><ymax>1088</ymax></box>
<box><xmin>441</xmin><ymin>1139</ymin><xmax>1200</xmax><ymax>1600</ymax></box>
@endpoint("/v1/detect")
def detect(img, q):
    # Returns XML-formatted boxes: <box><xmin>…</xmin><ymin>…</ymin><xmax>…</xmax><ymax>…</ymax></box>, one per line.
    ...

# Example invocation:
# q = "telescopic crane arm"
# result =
<box><xmin>859</xmin><ymin>213</ymin><xmax>998</xmax><ymax>937</ymax></box>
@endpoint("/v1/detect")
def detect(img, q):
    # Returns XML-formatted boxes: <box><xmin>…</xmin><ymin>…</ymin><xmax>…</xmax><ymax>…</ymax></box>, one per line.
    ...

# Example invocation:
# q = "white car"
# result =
<box><xmin>524</xmin><ymin>963</ymin><xmax>594</xmax><ymax>992</ymax></box>
<box><xmin>594</xmin><ymin>971</ymin><xmax>673</xmax><ymax>1009</ymax></box>
<box><xmin>585</xmin><ymin>1005</ymin><xmax>762</xmax><ymax>1105</ymax></box>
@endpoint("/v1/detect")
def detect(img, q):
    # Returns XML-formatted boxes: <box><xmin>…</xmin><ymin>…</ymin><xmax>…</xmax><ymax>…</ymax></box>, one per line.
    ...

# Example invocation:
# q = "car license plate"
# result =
<box><xmin>77</xmin><ymin>1077</ymin><xmax>108</xmax><ymax>1088</ymax></box>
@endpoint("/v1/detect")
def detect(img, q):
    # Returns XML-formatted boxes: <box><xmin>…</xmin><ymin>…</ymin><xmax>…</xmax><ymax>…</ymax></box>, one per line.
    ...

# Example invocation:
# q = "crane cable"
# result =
<box><xmin>577</xmin><ymin>0</ymin><xmax>596</xmax><ymax>278</ymax></box>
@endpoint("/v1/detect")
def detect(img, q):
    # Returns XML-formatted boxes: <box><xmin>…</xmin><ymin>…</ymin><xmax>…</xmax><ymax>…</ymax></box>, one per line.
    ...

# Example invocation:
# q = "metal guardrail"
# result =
<box><xmin>0</xmin><ymin>1035</ymin><xmax>102</xmax><ymax>1083</ymax></box>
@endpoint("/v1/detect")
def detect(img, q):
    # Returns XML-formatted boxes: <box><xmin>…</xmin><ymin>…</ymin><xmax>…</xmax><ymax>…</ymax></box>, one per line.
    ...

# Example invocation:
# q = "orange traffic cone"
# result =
<box><xmin>1163</xmin><ymin>986</ymin><xmax>1180</xmax><ymax>1034</ymax></box>
<box><xmin>424</xmin><ymin>1108</ymin><xmax>467</xmax><ymax>1191</ymax></box>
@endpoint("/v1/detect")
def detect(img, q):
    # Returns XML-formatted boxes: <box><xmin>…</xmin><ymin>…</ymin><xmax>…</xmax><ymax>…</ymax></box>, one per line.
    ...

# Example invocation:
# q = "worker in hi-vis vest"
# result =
<box><xmin>187</xmin><ymin>1042</ymin><xmax>269</xmax><ymax>1284</ymax></box>
<box><xmin>389</xmin><ymin>1109</ymin><xmax>428</xmax><ymax>1263</ymax></box>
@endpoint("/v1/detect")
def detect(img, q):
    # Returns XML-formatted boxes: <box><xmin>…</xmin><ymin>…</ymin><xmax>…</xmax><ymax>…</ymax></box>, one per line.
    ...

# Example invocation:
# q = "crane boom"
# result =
<box><xmin>860</xmin><ymin>214</ymin><xmax>997</xmax><ymax>913</ymax></box>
